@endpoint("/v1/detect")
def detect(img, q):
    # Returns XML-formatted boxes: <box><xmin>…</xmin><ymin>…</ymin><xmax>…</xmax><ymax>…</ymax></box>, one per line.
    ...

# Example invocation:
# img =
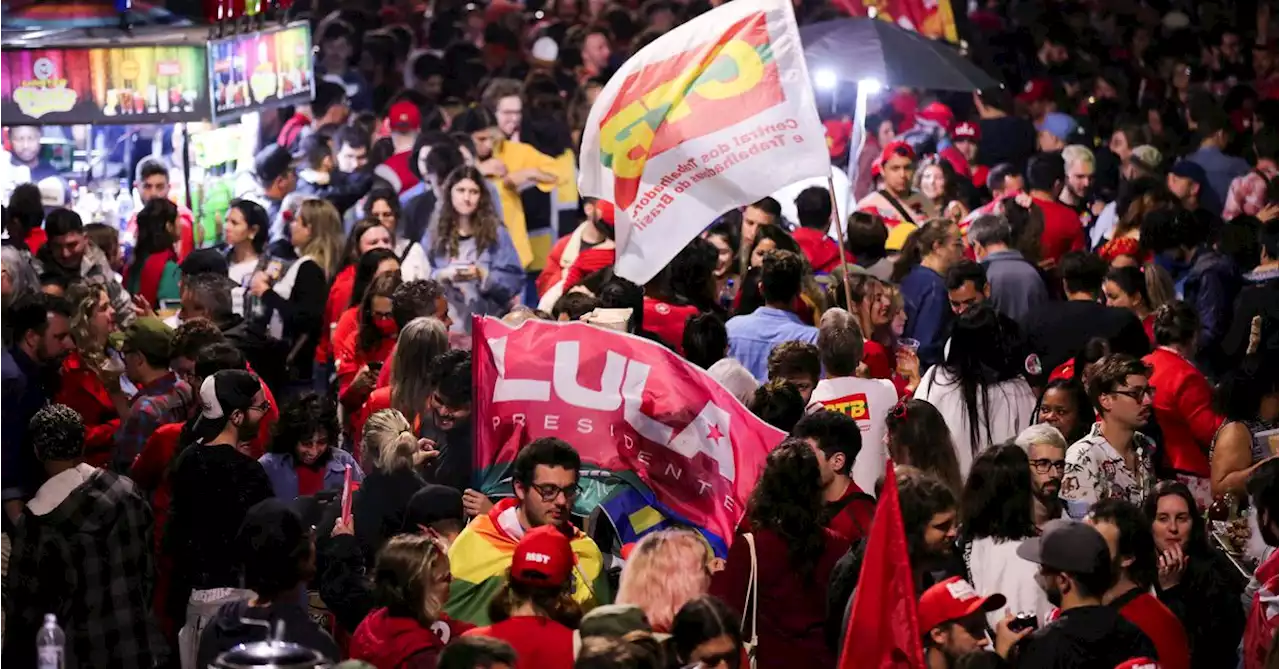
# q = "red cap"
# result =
<box><xmin>918</xmin><ymin>102</ymin><xmax>954</xmax><ymax>132</ymax></box>
<box><xmin>388</xmin><ymin>100</ymin><xmax>421</xmax><ymax>133</ymax></box>
<box><xmin>953</xmin><ymin>121</ymin><xmax>980</xmax><ymax>142</ymax></box>
<box><xmin>1017</xmin><ymin>78</ymin><xmax>1053</xmax><ymax>104</ymax></box>
<box><xmin>918</xmin><ymin>577</ymin><xmax>1006</xmax><ymax>632</ymax></box>
<box><xmin>1113</xmin><ymin>659</ymin><xmax>1161</xmax><ymax>669</ymax></box>
<box><xmin>594</xmin><ymin>200</ymin><xmax>616</xmax><ymax>226</ymax></box>
<box><xmin>511</xmin><ymin>525</ymin><xmax>576</xmax><ymax>586</ymax></box>
<box><xmin>880</xmin><ymin>140</ymin><xmax>916</xmax><ymax>165</ymax></box>
<box><xmin>870</xmin><ymin>156</ymin><xmax>883</xmax><ymax>179</ymax></box>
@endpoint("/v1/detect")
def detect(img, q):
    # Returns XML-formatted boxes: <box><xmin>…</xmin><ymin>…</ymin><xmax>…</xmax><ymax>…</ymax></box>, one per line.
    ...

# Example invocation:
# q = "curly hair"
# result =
<box><xmin>745</xmin><ymin>438</ymin><xmax>828</xmax><ymax>582</ymax></box>
<box><xmin>30</xmin><ymin>403</ymin><xmax>86</xmax><ymax>462</ymax></box>
<box><xmin>373</xmin><ymin>534</ymin><xmax>451</xmax><ymax>629</ymax></box>
<box><xmin>270</xmin><ymin>392</ymin><xmax>339</xmax><ymax>459</ymax></box>
<box><xmin>747</xmin><ymin>379</ymin><xmax>804</xmax><ymax>432</ymax></box>
<box><xmin>428</xmin><ymin>349</ymin><xmax>472</xmax><ymax>408</ymax></box>
<box><xmin>432</xmin><ymin>166</ymin><xmax>502</xmax><ymax>258</ymax></box>
<box><xmin>357</xmin><ymin>272</ymin><xmax>404</xmax><ymax>354</ymax></box>
<box><xmin>66</xmin><ymin>282</ymin><xmax>110</xmax><ymax>369</ymax></box>
<box><xmin>767</xmin><ymin>341</ymin><xmax>820</xmax><ymax>384</ymax></box>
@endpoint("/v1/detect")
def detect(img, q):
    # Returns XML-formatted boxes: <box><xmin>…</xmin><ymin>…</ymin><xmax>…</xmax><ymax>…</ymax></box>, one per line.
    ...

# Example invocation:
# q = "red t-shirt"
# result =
<box><xmin>464</xmin><ymin>617</ymin><xmax>575</xmax><ymax>669</ymax></box>
<box><xmin>1114</xmin><ymin>588</ymin><xmax>1191</xmax><ymax>669</ymax></box>
<box><xmin>826</xmin><ymin>483</ymin><xmax>876</xmax><ymax>544</ymax></box>
<box><xmin>793</xmin><ymin>227</ymin><xmax>844</xmax><ymax>273</ymax></box>
<box><xmin>295</xmin><ymin>463</ymin><xmax>325</xmax><ymax>497</ymax></box>
<box><xmin>1032</xmin><ymin>195</ymin><xmax>1087</xmax><ymax>265</ymax></box>
<box><xmin>642</xmin><ymin>296</ymin><xmax>700</xmax><ymax>354</ymax></box>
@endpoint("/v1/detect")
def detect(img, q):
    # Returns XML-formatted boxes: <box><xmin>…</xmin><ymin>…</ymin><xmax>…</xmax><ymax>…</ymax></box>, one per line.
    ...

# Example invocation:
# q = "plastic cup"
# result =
<box><xmin>898</xmin><ymin>338</ymin><xmax>920</xmax><ymax>354</ymax></box>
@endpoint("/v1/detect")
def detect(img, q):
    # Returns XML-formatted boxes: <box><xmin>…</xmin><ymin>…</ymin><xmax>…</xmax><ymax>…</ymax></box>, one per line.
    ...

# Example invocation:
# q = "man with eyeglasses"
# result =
<box><xmin>445</xmin><ymin>437</ymin><xmax>612</xmax><ymax>625</ymax></box>
<box><xmin>1014</xmin><ymin>425</ymin><xmax>1069</xmax><ymax>529</ymax></box>
<box><xmin>1060</xmin><ymin>354</ymin><xmax>1157</xmax><ymax>520</ymax></box>
<box><xmin>115</xmin><ymin>316</ymin><xmax>195</xmax><ymax>473</ymax></box>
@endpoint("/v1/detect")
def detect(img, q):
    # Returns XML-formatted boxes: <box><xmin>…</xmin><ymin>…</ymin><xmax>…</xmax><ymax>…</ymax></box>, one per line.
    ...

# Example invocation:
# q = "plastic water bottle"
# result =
<box><xmin>115</xmin><ymin>179</ymin><xmax>134</xmax><ymax>231</ymax></box>
<box><xmin>36</xmin><ymin>613</ymin><xmax>65</xmax><ymax>669</ymax></box>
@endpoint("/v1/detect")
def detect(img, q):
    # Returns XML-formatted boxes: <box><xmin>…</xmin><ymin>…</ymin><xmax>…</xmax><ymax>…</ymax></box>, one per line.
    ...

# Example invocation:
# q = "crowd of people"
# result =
<box><xmin>2</xmin><ymin>0</ymin><xmax>1279</xmax><ymax>667</ymax></box>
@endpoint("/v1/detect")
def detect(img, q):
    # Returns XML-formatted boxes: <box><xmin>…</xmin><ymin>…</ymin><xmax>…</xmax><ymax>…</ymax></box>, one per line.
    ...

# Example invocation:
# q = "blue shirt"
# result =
<box><xmin>1186</xmin><ymin>146</ymin><xmax>1249</xmax><ymax>214</ymax></box>
<box><xmin>900</xmin><ymin>264</ymin><xmax>951</xmax><ymax>367</ymax></box>
<box><xmin>981</xmin><ymin>249</ymin><xmax>1049</xmax><ymax>324</ymax></box>
<box><xmin>259</xmin><ymin>449</ymin><xmax>363</xmax><ymax>501</ymax></box>
<box><xmin>725</xmin><ymin>306</ymin><xmax>818</xmax><ymax>381</ymax></box>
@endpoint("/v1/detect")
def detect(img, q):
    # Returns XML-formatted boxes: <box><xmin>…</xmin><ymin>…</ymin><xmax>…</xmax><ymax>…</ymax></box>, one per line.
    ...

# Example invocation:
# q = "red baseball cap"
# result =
<box><xmin>511</xmin><ymin>525</ymin><xmax>576</xmax><ymax>586</ymax></box>
<box><xmin>1114</xmin><ymin>659</ymin><xmax>1161</xmax><ymax>669</ymax></box>
<box><xmin>388</xmin><ymin>100</ymin><xmax>421</xmax><ymax>133</ymax></box>
<box><xmin>953</xmin><ymin>121</ymin><xmax>980</xmax><ymax>142</ymax></box>
<box><xmin>918</xmin><ymin>102</ymin><xmax>955</xmax><ymax>132</ymax></box>
<box><xmin>880</xmin><ymin>140</ymin><xmax>916</xmax><ymax>165</ymax></box>
<box><xmin>594</xmin><ymin>200</ymin><xmax>616</xmax><ymax>226</ymax></box>
<box><xmin>1017</xmin><ymin>78</ymin><xmax>1053</xmax><ymax>104</ymax></box>
<box><xmin>918</xmin><ymin>577</ymin><xmax>1006</xmax><ymax>632</ymax></box>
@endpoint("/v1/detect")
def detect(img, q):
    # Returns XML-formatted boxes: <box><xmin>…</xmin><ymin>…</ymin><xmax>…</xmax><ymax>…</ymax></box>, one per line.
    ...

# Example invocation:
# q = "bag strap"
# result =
<box><xmin>877</xmin><ymin>189</ymin><xmax>917</xmax><ymax>224</ymax></box>
<box><xmin>741</xmin><ymin>533</ymin><xmax>759</xmax><ymax>647</ymax></box>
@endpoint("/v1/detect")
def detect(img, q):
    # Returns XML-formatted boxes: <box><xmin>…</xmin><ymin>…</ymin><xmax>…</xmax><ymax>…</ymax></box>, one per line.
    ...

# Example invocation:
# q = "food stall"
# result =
<box><xmin>0</xmin><ymin>24</ymin><xmax>212</xmax><ymax>246</ymax></box>
<box><xmin>190</xmin><ymin>20</ymin><xmax>313</xmax><ymax>244</ymax></box>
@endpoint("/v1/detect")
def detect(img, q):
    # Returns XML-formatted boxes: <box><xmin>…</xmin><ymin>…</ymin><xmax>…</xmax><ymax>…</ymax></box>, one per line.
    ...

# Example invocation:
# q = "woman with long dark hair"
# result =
<box><xmin>669</xmin><ymin>596</ymin><xmax>745</xmax><ymax>669</ymax></box>
<box><xmin>885</xmin><ymin>399</ymin><xmax>965</xmax><ymax>495</ymax></box>
<box><xmin>709</xmin><ymin>438</ymin><xmax>847</xmax><ymax>669</ymax></box>
<box><xmin>913</xmin><ymin>304</ymin><xmax>1036</xmax><ymax>477</ymax></box>
<box><xmin>365</xmin><ymin>188</ymin><xmax>431</xmax><ymax>280</ymax></box>
<box><xmin>317</xmin><ymin>221</ymin><xmax>397</xmax><ymax>390</ymax></box>
<box><xmin>1210</xmin><ymin>351</ymin><xmax>1278</xmax><ymax>498</ymax></box>
<box><xmin>959</xmin><ymin>443</ymin><xmax>1053</xmax><ymax>627</ymax></box>
<box><xmin>1103</xmin><ymin>265</ymin><xmax>1161</xmax><ymax>344</ymax></box>
<box><xmin>1145</xmin><ymin>480</ymin><xmax>1245</xmax><ymax>669</ymax></box>
<box><xmin>259</xmin><ymin>393</ymin><xmax>361</xmax><ymax>500</ymax></box>
<box><xmin>1035</xmin><ymin>378</ymin><xmax>1095</xmax><ymax>445</ymax></box>
<box><xmin>702</xmin><ymin>221</ymin><xmax>740</xmax><ymax>308</ymax></box>
<box><xmin>424</xmin><ymin>165</ymin><xmax>524</xmax><ymax>331</ymax></box>
<box><xmin>914</xmin><ymin>156</ymin><xmax>969</xmax><ymax>223</ymax></box>
<box><xmin>127</xmin><ymin>197</ymin><xmax>181</xmax><ymax>304</ymax></box>
<box><xmin>335</xmin><ymin>271</ymin><xmax>402</xmax><ymax>411</ymax></box>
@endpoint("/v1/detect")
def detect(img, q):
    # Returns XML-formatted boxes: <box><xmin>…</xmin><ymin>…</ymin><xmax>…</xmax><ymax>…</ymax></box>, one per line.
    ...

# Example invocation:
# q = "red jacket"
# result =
<box><xmin>318</xmin><ymin>265</ymin><xmax>357</xmax><ymax>364</ymax></box>
<box><xmin>335</xmin><ymin>311</ymin><xmax>396</xmax><ymax>410</ymax></box>
<box><xmin>537</xmin><ymin>233</ymin><xmax>575</xmax><ymax>297</ymax></box>
<box><xmin>863</xmin><ymin>340</ymin><xmax>893</xmax><ymax>379</ymax></box>
<box><xmin>793</xmin><ymin>227</ymin><xmax>844</xmax><ymax>273</ymax></box>
<box><xmin>55</xmin><ymin>352</ymin><xmax>120</xmax><ymax>468</ymax></box>
<box><xmin>642</xmin><ymin>296</ymin><xmax>700</xmax><ymax>353</ymax></box>
<box><xmin>349</xmin><ymin>608</ymin><xmax>443</xmax><ymax>669</ymax></box>
<box><xmin>709</xmin><ymin>527</ymin><xmax>848</xmax><ymax>669</ymax></box>
<box><xmin>352</xmin><ymin>387</ymin><xmax>393</xmax><ymax>463</ymax></box>
<box><xmin>1114</xmin><ymin>588</ymin><xmax>1192</xmax><ymax>669</ymax></box>
<box><xmin>1143</xmin><ymin>347</ymin><xmax>1224</xmax><ymax>477</ymax></box>
<box><xmin>1032</xmin><ymin>195</ymin><xmax>1087</xmax><ymax>265</ymax></box>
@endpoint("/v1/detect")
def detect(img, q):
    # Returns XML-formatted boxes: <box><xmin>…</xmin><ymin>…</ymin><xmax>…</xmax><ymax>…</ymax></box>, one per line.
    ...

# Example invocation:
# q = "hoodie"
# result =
<box><xmin>444</xmin><ymin>498</ymin><xmax>610</xmax><ymax>625</ymax></box>
<box><xmin>349</xmin><ymin>608</ymin><xmax>444</xmax><ymax>669</ymax></box>
<box><xmin>195</xmin><ymin>598</ymin><xmax>340</xmax><ymax>669</ymax></box>
<box><xmin>4</xmin><ymin>465</ymin><xmax>169</xmax><ymax>668</ymax></box>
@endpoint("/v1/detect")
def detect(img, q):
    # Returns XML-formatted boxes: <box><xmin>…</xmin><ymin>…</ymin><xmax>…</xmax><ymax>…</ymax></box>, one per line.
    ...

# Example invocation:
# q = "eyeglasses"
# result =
<box><xmin>1111</xmin><ymin>386</ymin><xmax>1156</xmax><ymax>401</ymax></box>
<box><xmin>1030</xmin><ymin>458</ymin><xmax>1067</xmax><ymax>474</ymax></box>
<box><xmin>247</xmin><ymin>400</ymin><xmax>272</xmax><ymax>414</ymax></box>
<box><xmin>529</xmin><ymin>483</ymin><xmax>581</xmax><ymax>502</ymax></box>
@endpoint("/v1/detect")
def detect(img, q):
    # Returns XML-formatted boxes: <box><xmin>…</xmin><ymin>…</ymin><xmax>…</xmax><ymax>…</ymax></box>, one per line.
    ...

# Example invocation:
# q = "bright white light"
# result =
<box><xmin>858</xmin><ymin>78</ymin><xmax>883</xmax><ymax>93</ymax></box>
<box><xmin>815</xmin><ymin>69</ymin><xmax>838</xmax><ymax>91</ymax></box>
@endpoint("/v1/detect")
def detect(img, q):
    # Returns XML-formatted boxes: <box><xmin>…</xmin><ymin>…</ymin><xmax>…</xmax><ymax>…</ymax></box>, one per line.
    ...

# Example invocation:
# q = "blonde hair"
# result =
<box><xmin>616</xmin><ymin>529</ymin><xmax>712</xmax><ymax>633</ymax></box>
<box><xmin>1062</xmin><ymin>144</ymin><xmax>1095</xmax><ymax>171</ymax></box>
<box><xmin>361</xmin><ymin>408</ymin><xmax>419</xmax><ymax>473</ymax></box>
<box><xmin>297</xmin><ymin>198</ymin><xmax>345</xmax><ymax>279</ymax></box>
<box><xmin>389</xmin><ymin>317</ymin><xmax>449</xmax><ymax>426</ymax></box>
<box><xmin>67</xmin><ymin>283</ymin><xmax>109</xmax><ymax>368</ymax></box>
<box><xmin>373</xmin><ymin>534</ymin><xmax>451</xmax><ymax>628</ymax></box>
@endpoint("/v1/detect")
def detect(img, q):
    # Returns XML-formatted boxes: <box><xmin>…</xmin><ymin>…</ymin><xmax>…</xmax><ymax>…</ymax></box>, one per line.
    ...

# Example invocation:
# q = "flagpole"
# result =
<box><xmin>828</xmin><ymin>176</ymin><xmax>854</xmax><ymax>310</ymax></box>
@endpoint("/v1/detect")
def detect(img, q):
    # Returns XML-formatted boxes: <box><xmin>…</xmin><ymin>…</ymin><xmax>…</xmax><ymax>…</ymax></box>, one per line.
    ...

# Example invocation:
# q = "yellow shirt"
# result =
<box><xmin>491</xmin><ymin>140</ymin><xmax>567</xmax><ymax>268</ymax></box>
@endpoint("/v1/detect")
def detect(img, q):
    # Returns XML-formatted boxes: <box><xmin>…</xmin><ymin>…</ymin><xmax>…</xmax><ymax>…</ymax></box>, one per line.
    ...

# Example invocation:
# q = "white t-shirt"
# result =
<box><xmin>913</xmin><ymin>366</ymin><xmax>1036</xmax><ymax>478</ymax></box>
<box><xmin>966</xmin><ymin>536</ymin><xmax>1054</xmax><ymax>629</ymax></box>
<box><xmin>808</xmin><ymin>376</ymin><xmax>898</xmax><ymax>494</ymax></box>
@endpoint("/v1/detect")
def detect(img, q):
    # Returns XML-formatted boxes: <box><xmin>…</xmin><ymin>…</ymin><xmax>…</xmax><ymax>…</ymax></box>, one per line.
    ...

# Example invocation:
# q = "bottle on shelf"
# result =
<box><xmin>116</xmin><ymin>179</ymin><xmax>135</xmax><ymax>231</ymax></box>
<box><xmin>36</xmin><ymin>613</ymin><xmax>65</xmax><ymax>669</ymax></box>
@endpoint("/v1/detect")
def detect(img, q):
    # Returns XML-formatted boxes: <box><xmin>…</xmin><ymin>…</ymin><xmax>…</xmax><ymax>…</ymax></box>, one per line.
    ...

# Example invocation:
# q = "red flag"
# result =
<box><xmin>470</xmin><ymin>315</ymin><xmax>787</xmax><ymax>548</ymax></box>
<box><xmin>839</xmin><ymin>460</ymin><xmax>926</xmax><ymax>669</ymax></box>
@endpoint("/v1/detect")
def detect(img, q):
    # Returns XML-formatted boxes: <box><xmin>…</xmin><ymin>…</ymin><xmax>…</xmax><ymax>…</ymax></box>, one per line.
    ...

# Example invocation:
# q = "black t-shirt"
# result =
<box><xmin>1021</xmin><ymin>299</ymin><xmax>1152</xmax><ymax>380</ymax></box>
<box><xmin>1014</xmin><ymin>605</ymin><xmax>1158</xmax><ymax>669</ymax></box>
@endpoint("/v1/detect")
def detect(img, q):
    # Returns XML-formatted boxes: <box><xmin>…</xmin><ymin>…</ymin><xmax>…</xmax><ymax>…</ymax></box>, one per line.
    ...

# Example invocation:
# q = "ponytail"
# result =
<box><xmin>891</xmin><ymin>219</ymin><xmax>952</xmax><ymax>282</ymax></box>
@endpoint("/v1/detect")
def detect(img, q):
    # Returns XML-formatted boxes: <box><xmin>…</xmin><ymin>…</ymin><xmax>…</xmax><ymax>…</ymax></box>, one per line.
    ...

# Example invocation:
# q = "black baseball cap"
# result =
<box><xmin>179</xmin><ymin>248</ymin><xmax>230</xmax><ymax>277</ymax></box>
<box><xmin>1016</xmin><ymin>519</ymin><xmax>1111</xmax><ymax>575</ymax></box>
<box><xmin>401</xmin><ymin>484</ymin><xmax>465</xmax><ymax>531</ymax></box>
<box><xmin>255</xmin><ymin>144</ymin><xmax>296</xmax><ymax>184</ymax></box>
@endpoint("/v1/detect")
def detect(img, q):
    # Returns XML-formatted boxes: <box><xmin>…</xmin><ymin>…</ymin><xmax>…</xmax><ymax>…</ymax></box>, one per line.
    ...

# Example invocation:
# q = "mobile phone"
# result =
<box><xmin>368</xmin><ymin>360</ymin><xmax>384</xmax><ymax>374</ymax></box>
<box><xmin>1008</xmin><ymin>612</ymin><xmax>1039</xmax><ymax>633</ymax></box>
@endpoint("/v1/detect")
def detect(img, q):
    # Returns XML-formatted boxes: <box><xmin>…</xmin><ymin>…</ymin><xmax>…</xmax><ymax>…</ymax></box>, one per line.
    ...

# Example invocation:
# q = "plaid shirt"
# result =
<box><xmin>4</xmin><ymin>467</ymin><xmax>169</xmax><ymax>668</ymax></box>
<box><xmin>113</xmin><ymin>372</ymin><xmax>193</xmax><ymax>473</ymax></box>
<box><xmin>1223</xmin><ymin>166</ymin><xmax>1277</xmax><ymax>220</ymax></box>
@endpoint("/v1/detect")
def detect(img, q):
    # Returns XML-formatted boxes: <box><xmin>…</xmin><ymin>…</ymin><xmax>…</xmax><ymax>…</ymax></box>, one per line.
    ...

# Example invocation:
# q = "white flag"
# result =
<box><xmin>578</xmin><ymin>0</ymin><xmax>829</xmax><ymax>285</ymax></box>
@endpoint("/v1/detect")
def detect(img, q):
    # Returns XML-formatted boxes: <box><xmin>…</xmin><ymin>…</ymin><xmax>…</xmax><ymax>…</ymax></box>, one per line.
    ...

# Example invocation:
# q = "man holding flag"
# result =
<box><xmin>577</xmin><ymin>0</ymin><xmax>831</xmax><ymax>287</ymax></box>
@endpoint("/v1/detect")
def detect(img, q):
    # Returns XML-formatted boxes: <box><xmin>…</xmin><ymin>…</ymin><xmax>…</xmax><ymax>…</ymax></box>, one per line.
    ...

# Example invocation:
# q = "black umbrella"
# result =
<box><xmin>800</xmin><ymin>18</ymin><xmax>999</xmax><ymax>92</ymax></box>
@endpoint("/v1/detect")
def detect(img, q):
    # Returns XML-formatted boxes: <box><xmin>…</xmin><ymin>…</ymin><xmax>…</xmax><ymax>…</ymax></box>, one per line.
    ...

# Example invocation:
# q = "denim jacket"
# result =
<box><xmin>259</xmin><ymin>449</ymin><xmax>363</xmax><ymax>501</ymax></box>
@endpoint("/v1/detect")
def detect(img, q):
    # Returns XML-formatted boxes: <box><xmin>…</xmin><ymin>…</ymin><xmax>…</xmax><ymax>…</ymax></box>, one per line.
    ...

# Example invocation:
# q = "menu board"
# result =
<box><xmin>208</xmin><ymin>23</ymin><xmax>313</xmax><ymax>119</ymax></box>
<box><xmin>0</xmin><ymin>44</ymin><xmax>211</xmax><ymax>125</ymax></box>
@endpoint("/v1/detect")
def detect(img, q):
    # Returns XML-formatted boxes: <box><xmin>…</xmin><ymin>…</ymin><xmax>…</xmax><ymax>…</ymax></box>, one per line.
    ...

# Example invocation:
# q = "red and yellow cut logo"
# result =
<box><xmin>822</xmin><ymin>393</ymin><xmax>869</xmax><ymax>421</ymax></box>
<box><xmin>597</xmin><ymin>11</ymin><xmax>784</xmax><ymax>210</ymax></box>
